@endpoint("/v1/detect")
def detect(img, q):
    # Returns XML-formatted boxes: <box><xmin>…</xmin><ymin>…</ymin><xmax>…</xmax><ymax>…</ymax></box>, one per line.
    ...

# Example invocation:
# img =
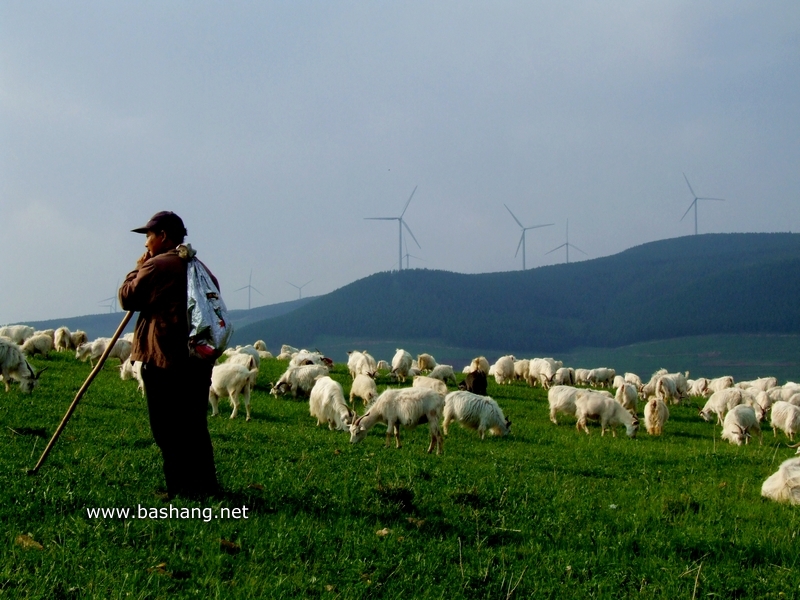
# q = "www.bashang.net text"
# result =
<box><xmin>86</xmin><ymin>504</ymin><xmax>249</xmax><ymax>523</ymax></box>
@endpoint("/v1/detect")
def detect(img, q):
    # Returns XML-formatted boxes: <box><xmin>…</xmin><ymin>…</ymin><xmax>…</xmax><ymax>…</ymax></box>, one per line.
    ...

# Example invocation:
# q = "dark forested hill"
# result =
<box><xmin>234</xmin><ymin>233</ymin><xmax>800</xmax><ymax>354</ymax></box>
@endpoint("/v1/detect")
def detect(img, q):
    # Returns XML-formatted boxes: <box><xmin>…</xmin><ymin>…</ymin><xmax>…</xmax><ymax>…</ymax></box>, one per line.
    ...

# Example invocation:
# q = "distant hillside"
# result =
<box><xmin>236</xmin><ymin>233</ymin><xmax>800</xmax><ymax>355</ymax></box>
<box><xmin>24</xmin><ymin>297</ymin><xmax>314</xmax><ymax>341</ymax></box>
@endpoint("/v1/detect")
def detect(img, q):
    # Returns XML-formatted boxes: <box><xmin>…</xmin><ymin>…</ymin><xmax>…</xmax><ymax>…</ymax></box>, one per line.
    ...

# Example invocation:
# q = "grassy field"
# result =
<box><xmin>2</xmin><ymin>352</ymin><xmax>800</xmax><ymax>598</ymax></box>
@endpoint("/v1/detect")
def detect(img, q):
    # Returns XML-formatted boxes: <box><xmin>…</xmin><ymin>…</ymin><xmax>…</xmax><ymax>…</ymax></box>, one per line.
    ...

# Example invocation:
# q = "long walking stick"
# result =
<box><xmin>27</xmin><ymin>311</ymin><xmax>134</xmax><ymax>475</ymax></box>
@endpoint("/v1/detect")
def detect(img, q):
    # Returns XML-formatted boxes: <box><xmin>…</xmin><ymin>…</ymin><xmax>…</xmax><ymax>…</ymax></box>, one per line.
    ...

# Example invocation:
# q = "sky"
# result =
<box><xmin>2</xmin><ymin>2</ymin><xmax>799</xmax><ymax>323</ymax></box>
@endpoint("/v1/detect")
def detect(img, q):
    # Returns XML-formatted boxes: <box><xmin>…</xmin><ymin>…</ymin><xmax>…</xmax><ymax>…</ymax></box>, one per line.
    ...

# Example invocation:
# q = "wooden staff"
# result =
<box><xmin>27</xmin><ymin>311</ymin><xmax>134</xmax><ymax>475</ymax></box>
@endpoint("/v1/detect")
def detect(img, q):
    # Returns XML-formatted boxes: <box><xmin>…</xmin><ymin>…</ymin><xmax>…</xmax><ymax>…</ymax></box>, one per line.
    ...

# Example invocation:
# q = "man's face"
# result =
<box><xmin>145</xmin><ymin>230</ymin><xmax>171</xmax><ymax>257</ymax></box>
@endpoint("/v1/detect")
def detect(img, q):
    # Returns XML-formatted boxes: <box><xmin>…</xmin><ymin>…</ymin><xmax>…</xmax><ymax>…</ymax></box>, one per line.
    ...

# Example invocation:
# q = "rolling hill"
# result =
<box><xmin>233</xmin><ymin>233</ymin><xmax>800</xmax><ymax>358</ymax></box>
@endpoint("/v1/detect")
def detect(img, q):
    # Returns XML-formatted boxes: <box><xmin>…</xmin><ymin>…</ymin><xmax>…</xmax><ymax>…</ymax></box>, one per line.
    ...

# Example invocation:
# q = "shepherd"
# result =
<box><xmin>119</xmin><ymin>211</ymin><xmax>221</xmax><ymax>499</ymax></box>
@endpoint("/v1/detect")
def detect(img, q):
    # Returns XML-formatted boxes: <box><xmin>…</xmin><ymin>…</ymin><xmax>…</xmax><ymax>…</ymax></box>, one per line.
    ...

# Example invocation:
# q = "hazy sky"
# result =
<box><xmin>2</xmin><ymin>2</ymin><xmax>799</xmax><ymax>323</ymax></box>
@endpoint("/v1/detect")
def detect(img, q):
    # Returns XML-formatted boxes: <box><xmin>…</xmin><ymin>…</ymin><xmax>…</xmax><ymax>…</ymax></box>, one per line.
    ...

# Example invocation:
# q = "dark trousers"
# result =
<box><xmin>141</xmin><ymin>358</ymin><xmax>218</xmax><ymax>497</ymax></box>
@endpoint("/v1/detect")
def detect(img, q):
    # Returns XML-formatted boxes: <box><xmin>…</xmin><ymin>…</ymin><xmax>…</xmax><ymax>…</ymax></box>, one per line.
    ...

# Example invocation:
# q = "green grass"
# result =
<box><xmin>2</xmin><ymin>352</ymin><xmax>800</xmax><ymax>598</ymax></box>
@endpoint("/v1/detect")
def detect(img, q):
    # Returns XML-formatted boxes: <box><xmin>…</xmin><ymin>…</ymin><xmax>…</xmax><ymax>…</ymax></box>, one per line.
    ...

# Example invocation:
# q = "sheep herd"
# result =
<box><xmin>2</xmin><ymin>322</ymin><xmax>799</xmax><ymax>506</ymax></box>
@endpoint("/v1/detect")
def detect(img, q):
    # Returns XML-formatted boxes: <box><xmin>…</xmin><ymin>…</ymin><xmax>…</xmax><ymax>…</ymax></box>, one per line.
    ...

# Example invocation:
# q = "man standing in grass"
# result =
<box><xmin>119</xmin><ymin>211</ymin><xmax>219</xmax><ymax>499</ymax></box>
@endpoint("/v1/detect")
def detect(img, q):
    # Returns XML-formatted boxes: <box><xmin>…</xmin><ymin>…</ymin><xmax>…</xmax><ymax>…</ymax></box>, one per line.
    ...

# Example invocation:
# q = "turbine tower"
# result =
<box><xmin>680</xmin><ymin>173</ymin><xmax>725</xmax><ymax>235</ymax></box>
<box><xmin>234</xmin><ymin>270</ymin><xmax>263</xmax><ymax>310</ymax></box>
<box><xmin>545</xmin><ymin>220</ymin><xmax>586</xmax><ymax>264</ymax></box>
<box><xmin>365</xmin><ymin>186</ymin><xmax>421</xmax><ymax>271</ymax></box>
<box><xmin>504</xmin><ymin>204</ymin><xmax>553</xmax><ymax>270</ymax></box>
<box><xmin>286</xmin><ymin>279</ymin><xmax>312</xmax><ymax>300</ymax></box>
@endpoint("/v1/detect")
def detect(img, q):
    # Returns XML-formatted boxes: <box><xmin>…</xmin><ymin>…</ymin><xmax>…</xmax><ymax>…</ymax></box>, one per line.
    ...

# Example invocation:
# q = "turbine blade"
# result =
<box><xmin>504</xmin><ymin>204</ymin><xmax>524</xmax><ymax>229</ymax></box>
<box><xmin>233</xmin><ymin>285</ymin><xmax>249</xmax><ymax>292</ymax></box>
<box><xmin>285</xmin><ymin>281</ymin><xmax>300</xmax><ymax>289</ymax></box>
<box><xmin>680</xmin><ymin>200</ymin><xmax>695</xmax><ymax>222</ymax></box>
<box><xmin>365</xmin><ymin>217</ymin><xmax>398</xmax><ymax>221</ymax></box>
<box><xmin>524</xmin><ymin>223</ymin><xmax>554</xmax><ymax>231</ymax></box>
<box><xmin>571</xmin><ymin>244</ymin><xmax>588</xmax><ymax>255</ymax></box>
<box><xmin>697</xmin><ymin>197</ymin><xmax>726</xmax><ymax>202</ymax></box>
<box><xmin>252</xmin><ymin>287</ymin><xmax>264</xmax><ymax>296</ymax></box>
<box><xmin>545</xmin><ymin>243</ymin><xmax>566</xmax><ymax>255</ymax></box>
<box><xmin>400</xmin><ymin>185</ymin><xmax>418</xmax><ymax>218</ymax></box>
<box><xmin>302</xmin><ymin>279</ymin><xmax>313</xmax><ymax>288</ymax></box>
<box><xmin>515</xmin><ymin>233</ymin><xmax>524</xmax><ymax>257</ymax></box>
<box><xmin>402</xmin><ymin>220</ymin><xmax>421</xmax><ymax>249</ymax></box>
<box><xmin>683</xmin><ymin>173</ymin><xmax>697</xmax><ymax>199</ymax></box>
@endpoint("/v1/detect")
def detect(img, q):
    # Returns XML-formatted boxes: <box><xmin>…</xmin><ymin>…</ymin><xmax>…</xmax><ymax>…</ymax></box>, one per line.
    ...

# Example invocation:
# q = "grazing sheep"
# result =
<box><xmin>492</xmin><ymin>355</ymin><xmax>516</xmax><ymax>385</ymax></box>
<box><xmin>527</xmin><ymin>357</ymin><xmax>562</xmax><ymax>389</ymax></box>
<box><xmin>391</xmin><ymin>349</ymin><xmax>413</xmax><ymax>382</ymax></box>
<box><xmin>612</xmin><ymin>375</ymin><xmax>626</xmax><ymax>390</ymax></box>
<box><xmin>20</xmin><ymin>334</ymin><xmax>54</xmax><ymax>358</ymax></box>
<box><xmin>309</xmin><ymin>376</ymin><xmax>354</xmax><ymax>431</ymax></box>
<box><xmin>624</xmin><ymin>372</ymin><xmax>643</xmax><ymax>389</ymax></box>
<box><xmin>720</xmin><ymin>405</ymin><xmax>762</xmax><ymax>446</ymax></box>
<box><xmin>688</xmin><ymin>378</ymin><xmax>710</xmax><ymax>397</ymax></box>
<box><xmin>655</xmin><ymin>376</ymin><xmax>680</xmax><ymax>405</ymax></box>
<box><xmin>413</xmin><ymin>375</ymin><xmax>448</xmax><ymax>398</ymax></box>
<box><xmin>469</xmin><ymin>356</ymin><xmax>490</xmax><ymax>375</ymax></box>
<box><xmin>120</xmin><ymin>359</ymin><xmax>144</xmax><ymax>396</ymax></box>
<box><xmin>234</xmin><ymin>345</ymin><xmax>261</xmax><ymax>369</ymax></box>
<box><xmin>574</xmin><ymin>368</ymin><xmax>591</xmax><ymax>386</ymax></box>
<box><xmin>209</xmin><ymin>363</ymin><xmax>259</xmax><ymax>421</ymax></box>
<box><xmin>458</xmin><ymin>370</ymin><xmax>488</xmax><ymax>396</ymax></box>
<box><xmin>761</xmin><ymin>457</ymin><xmax>800</xmax><ymax>505</ymax></box>
<box><xmin>553</xmin><ymin>367</ymin><xmax>575</xmax><ymax>387</ymax></box>
<box><xmin>253</xmin><ymin>340</ymin><xmax>268</xmax><ymax>352</ymax></box>
<box><xmin>55</xmin><ymin>327</ymin><xmax>81</xmax><ymax>351</ymax></box>
<box><xmin>349</xmin><ymin>387</ymin><xmax>444</xmax><ymax>454</ymax></box>
<box><xmin>376</xmin><ymin>359</ymin><xmax>390</xmax><ymax>371</ymax></box>
<box><xmin>416</xmin><ymin>353</ymin><xmax>438</xmax><ymax>373</ymax></box>
<box><xmin>428</xmin><ymin>364</ymin><xmax>457</xmax><ymax>386</ymax></box>
<box><xmin>548</xmin><ymin>385</ymin><xmax>581</xmax><ymax>425</ymax></box>
<box><xmin>0</xmin><ymin>325</ymin><xmax>34</xmax><ymax>344</ymax></box>
<box><xmin>0</xmin><ymin>338</ymin><xmax>43</xmax><ymax>393</ymax></box>
<box><xmin>350</xmin><ymin>373</ymin><xmax>379</xmax><ymax>407</ymax></box>
<box><xmin>644</xmin><ymin>397</ymin><xmax>669</xmax><ymax>436</ymax></box>
<box><xmin>737</xmin><ymin>377</ymin><xmax>778</xmax><ymax>392</ymax></box>
<box><xmin>76</xmin><ymin>338</ymin><xmax>132</xmax><ymax>368</ymax></box>
<box><xmin>587</xmin><ymin>367</ymin><xmax>616</xmax><ymax>388</ymax></box>
<box><xmin>707</xmin><ymin>375</ymin><xmax>735</xmax><ymax>395</ymax></box>
<box><xmin>347</xmin><ymin>350</ymin><xmax>377</xmax><ymax>379</ymax></box>
<box><xmin>227</xmin><ymin>352</ymin><xmax>258</xmax><ymax>370</ymax></box>
<box><xmin>699</xmin><ymin>388</ymin><xmax>746</xmax><ymax>425</ymax></box>
<box><xmin>575</xmin><ymin>392</ymin><xmax>639</xmax><ymax>437</ymax></box>
<box><xmin>443</xmin><ymin>390</ymin><xmax>510</xmax><ymax>439</ymax></box>
<box><xmin>770</xmin><ymin>401</ymin><xmax>800</xmax><ymax>441</ymax></box>
<box><xmin>270</xmin><ymin>364</ymin><xmax>329</xmax><ymax>398</ymax></box>
<box><xmin>615</xmin><ymin>382</ymin><xmax>639</xmax><ymax>415</ymax></box>
<box><xmin>513</xmin><ymin>359</ymin><xmax>530</xmax><ymax>382</ymax></box>
<box><xmin>290</xmin><ymin>349</ymin><xmax>326</xmax><ymax>367</ymax></box>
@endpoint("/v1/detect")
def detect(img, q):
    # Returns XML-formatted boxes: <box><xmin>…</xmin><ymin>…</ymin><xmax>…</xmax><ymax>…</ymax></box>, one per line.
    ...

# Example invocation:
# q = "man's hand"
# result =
<box><xmin>136</xmin><ymin>251</ymin><xmax>152</xmax><ymax>269</ymax></box>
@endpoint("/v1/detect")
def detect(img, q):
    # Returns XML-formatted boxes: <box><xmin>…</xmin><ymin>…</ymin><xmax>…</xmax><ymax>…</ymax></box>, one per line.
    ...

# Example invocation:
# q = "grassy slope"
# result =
<box><xmin>2</xmin><ymin>353</ymin><xmax>800</xmax><ymax>598</ymax></box>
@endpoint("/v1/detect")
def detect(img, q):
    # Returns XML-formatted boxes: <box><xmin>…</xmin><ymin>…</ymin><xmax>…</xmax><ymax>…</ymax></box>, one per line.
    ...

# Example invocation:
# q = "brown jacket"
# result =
<box><xmin>119</xmin><ymin>249</ymin><xmax>190</xmax><ymax>369</ymax></box>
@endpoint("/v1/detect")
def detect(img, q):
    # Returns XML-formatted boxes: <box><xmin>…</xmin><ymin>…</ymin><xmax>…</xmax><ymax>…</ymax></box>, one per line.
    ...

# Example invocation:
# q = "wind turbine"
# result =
<box><xmin>286</xmin><ymin>279</ymin><xmax>312</xmax><ymax>300</ymax></box>
<box><xmin>365</xmin><ymin>186</ymin><xmax>421</xmax><ymax>271</ymax></box>
<box><xmin>680</xmin><ymin>173</ymin><xmax>725</xmax><ymax>235</ymax></box>
<box><xmin>545</xmin><ymin>220</ymin><xmax>586</xmax><ymax>264</ymax></box>
<box><xmin>504</xmin><ymin>204</ymin><xmax>554</xmax><ymax>270</ymax></box>
<box><xmin>98</xmin><ymin>281</ymin><xmax>120</xmax><ymax>313</ymax></box>
<box><xmin>234</xmin><ymin>270</ymin><xmax>263</xmax><ymax>310</ymax></box>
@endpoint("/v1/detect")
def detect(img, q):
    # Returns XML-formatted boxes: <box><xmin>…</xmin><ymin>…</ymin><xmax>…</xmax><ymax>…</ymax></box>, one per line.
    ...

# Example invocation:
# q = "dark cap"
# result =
<box><xmin>131</xmin><ymin>211</ymin><xmax>187</xmax><ymax>239</ymax></box>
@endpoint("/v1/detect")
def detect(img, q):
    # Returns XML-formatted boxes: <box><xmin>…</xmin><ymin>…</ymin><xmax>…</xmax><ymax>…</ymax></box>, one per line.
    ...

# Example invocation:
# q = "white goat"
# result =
<box><xmin>548</xmin><ymin>385</ymin><xmax>580</xmax><ymax>425</ymax></box>
<box><xmin>575</xmin><ymin>392</ymin><xmax>639</xmax><ymax>437</ymax></box>
<box><xmin>309</xmin><ymin>376</ymin><xmax>354</xmax><ymax>431</ymax></box>
<box><xmin>643</xmin><ymin>397</ymin><xmax>669</xmax><ymax>436</ymax></box>
<box><xmin>391</xmin><ymin>349</ymin><xmax>413</xmax><ymax>382</ymax></box>
<box><xmin>20</xmin><ymin>334</ymin><xmax>54</xmax><ymax>358</ymax></box>
<box><xmin>350</xmin><ymin>373</ymin><xmax>379</xmax><ymax>407</ymax></box>
<box><xmin>0</xmin><ymin>325</ymin><xmax>34</xmax><ymax>344</ymax></box>
<box><xmin>416</xmin><ymin>353</ymin><xmax>438</xmax><ymax>373</ymax></box>
<box><xmin>428</xmin><ymin>364</ymin><xmax>457</xmax><ymax>386</ymax></box>
<box><xmin>699</xmin><ymin>388</ymin><xmax>746</xmax><ymax>425</ymax></box>
<box><xmin>209</xmin><ymin>362</ymin><xmax>259</xmax><ymax>421</ymax></box>
<box><xmin>443</xmin><ymin>391</ymin><xmax>510</xmax><ymax>439</ymax></box>
<box><xmin>770</xmin><ymin>401</ymin><xmax>800</xmax><ymax>441</ymax></box>
<box><xmin>347</xmin><ymin>350</ymin><xmax>377</xmax><ymax>379</ymax></box>
<box><xmin>615</xmin><ymin>382</ymin><xmax>639</xmax><ymax>415</ymax></box>
<box><xmin>270</xmin><ymin>364</ymin><xmax>329</xmax><ymax>398</ymax></box>
<box><xmin>720</xmin><ymin>405</ymin><xmax>762</xmax><ymax>446</ymax></box>
<box><xmin>470</xmin><ymin>356</ymin><xmax>490</xmax><ymax>375</ymax></box>
<box><xmin>513</xmin><ymin>359</ymin><xmax>530</xmax><ymax>382</ymax></box>
<box><xmin>761</xmin><ymin>457</ymin><xmax>800</xmax><ymax>505</ymax></box>
<box><xmin>412</xmin><ymin>375</ymin><xmax>448</xmax><ymax>398</ymax></box>
<box><xmin>253</xmin><ymin>340</ymin><xmax>268</xmax><ymax>352</ymax></box>
<box><xmin>349</xmin><ymin>387</ymin><xmax>444</xmax><ymax>454</ymax></box>
<box><xmin>120</xmin><ymin>359</ymin><xmax>144</xmax><ymax>396</ymax></box>
<box><xmin>492</xmin><ymin>355</ymin><xmax>516</xmax><ymax>385</ymax></box>
<box><xmin>0</xmin><ymin>339</ymin><xmax>43</xmax><ymax>393</ymax></box>
<box><xmin>76</xmin><ymin>338</ymin><xmax>132</xmax><ymax>367</ymax></box>
<box><xmin>587</xmin><ymin>367</ymin><xmax>616</xmax><ymax>388</ymax></box>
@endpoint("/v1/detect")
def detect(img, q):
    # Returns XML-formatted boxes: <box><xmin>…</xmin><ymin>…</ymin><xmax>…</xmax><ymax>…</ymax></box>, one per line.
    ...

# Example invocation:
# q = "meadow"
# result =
<box><xmin>2</xmin><ymin>352</ymin><xmax>800</xmax><ymax>599</ymax></box>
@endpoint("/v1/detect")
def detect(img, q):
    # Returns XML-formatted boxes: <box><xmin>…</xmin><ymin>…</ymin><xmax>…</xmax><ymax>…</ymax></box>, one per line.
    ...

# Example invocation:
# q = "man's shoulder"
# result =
<box><xmin>148</xmin><ymin>250</ymin><xmax>186</xmax><ymax>271</ymax></box>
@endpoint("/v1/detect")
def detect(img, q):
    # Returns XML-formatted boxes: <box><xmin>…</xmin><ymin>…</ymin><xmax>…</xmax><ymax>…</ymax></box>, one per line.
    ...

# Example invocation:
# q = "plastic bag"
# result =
<box><xmin>181</xmin><ymin>245</ymin><xmax>233</xmax><ymax>360</ymax></box>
